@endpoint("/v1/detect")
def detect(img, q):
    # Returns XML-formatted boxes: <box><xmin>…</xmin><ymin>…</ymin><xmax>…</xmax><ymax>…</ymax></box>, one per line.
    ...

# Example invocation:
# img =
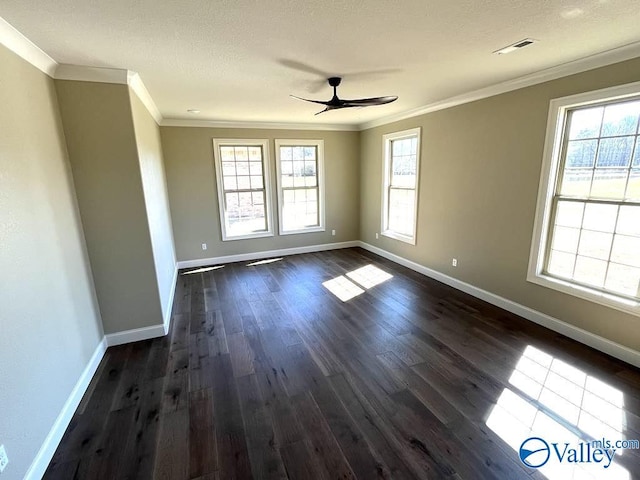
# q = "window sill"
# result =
<box><xmin>381</xmin><ymin>230</ymin><xmax>416</xmax><ymax>245</ymax></box>
<box><xmin>526</xmin><ymin>272</ymin><xmax>640</xmax><ymax>318</ymax></box>
<box><xmin>221</xmin><ymin>231</ymin><xmax>274</xmax><ymax>242</ymax></box>
<box><xmin>279</xmin><ymin>226</ymin><xmax>325</xmax><ymax>236</ymax></box>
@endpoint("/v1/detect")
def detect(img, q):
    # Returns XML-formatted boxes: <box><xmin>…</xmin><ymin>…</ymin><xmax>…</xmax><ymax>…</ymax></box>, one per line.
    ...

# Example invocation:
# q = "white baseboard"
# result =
<box><xmin>176</xmin><ymin>240</ymin><xmax>359</xmax><ymax>269</ymax></box>
<box><xmin>105</xmin><ymin>324</ymin><xmax>166</xmax><ymax>347</ymax></box>
<box><xmin>358</xmin><ymin>242</ymin><xmax>640</xmax><ymax>368</ymax></box>
<box><xmin>163</xmin><ymin>266</ymin><xmax>179</xmax><ymax>334</ymax></box>
<box><xmin>24</xmin><ymin>338</ymin><xmax>108</xmax><ymax>480</ymax></box>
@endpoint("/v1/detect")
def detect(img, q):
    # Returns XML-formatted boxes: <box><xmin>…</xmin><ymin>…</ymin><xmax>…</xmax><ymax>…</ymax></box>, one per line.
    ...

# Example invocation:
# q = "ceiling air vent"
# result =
<box><xmin>493</xmin><ymin>38</ymin><xmax>537</xmax><ymax>55</ymax></box>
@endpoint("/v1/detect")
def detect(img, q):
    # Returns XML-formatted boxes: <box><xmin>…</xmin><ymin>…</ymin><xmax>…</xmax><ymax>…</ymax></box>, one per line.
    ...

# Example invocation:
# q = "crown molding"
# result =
<box><xmin>128</xmin><ymin>71</ymin><xmax>163</xmax><ymax>124</ymax></box>
<box><xmin>54</xmin><ymin>64</ymin><xmax>128</xmax><ymax>84</ymax></box>
<box><xmin>53</xmin><ymin>65</ymin><xmax>162</xmax><ymax>125</ymax></box>
<box><xmin>160</xmin><ymin>118</ymin><xmax>359</xmax><ymax>131</ymax></box>
<box><xmin>0</xmin><ymin>16</ymin><xmax>57</xmax><ymax>76</ymax></box>
<box><xmin>358</xmin><ymin>40</ymin><xmax>640</xmax><ymax>130</ymax></box>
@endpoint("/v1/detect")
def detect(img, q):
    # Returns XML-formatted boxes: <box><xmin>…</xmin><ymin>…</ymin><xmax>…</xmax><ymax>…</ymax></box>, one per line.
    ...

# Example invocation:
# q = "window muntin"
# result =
<box><xmin>529</xmin><ymin>83</ymin><xmax>640</xmax><ymax>314</ymax></box>
<box><xmin>275</xmin><ymin>140</ymin><xmax>325</xmax><ymax>234</ymax></box>
<box><xmin>382</xmin><ymin>128</ymin><xmax>421</xmax><ymax>244</ymax></box>
<box><xmin>213</xmin><ymin>139</ymin><xmax>273</xmax><ymax>241</ymax></box>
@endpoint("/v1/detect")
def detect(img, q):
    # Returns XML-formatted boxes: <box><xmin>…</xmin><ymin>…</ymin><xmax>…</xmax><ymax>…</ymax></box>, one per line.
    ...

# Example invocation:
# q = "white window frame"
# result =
<box><xmin>381</xmin><ymin>127</ymin><xmax>421</xmax><ymax>245</ymax></box>
<box><xmin>274</xmin><ymin>139</ymin><xmax>325</xmax><ymax>235</ymax></box>
<box><xmin>212</xmin><ymin>139</ymin><xmax>274</xmax><ymax>241</ymax></box>
<box><xmin>528</xmin><ymin>81</ymin><xmax>640</xmax><ymax>316</ymax></box>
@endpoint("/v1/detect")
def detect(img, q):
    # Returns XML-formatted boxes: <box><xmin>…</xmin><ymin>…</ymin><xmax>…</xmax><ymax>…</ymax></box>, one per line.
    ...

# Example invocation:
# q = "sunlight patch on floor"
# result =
<box><xmin>323</xmin><ymin>264</ymin><xmax>393</xmax><ymax>302</ymax></box>
<box><xmin>486</xmin><ymin>345</ymin><xmax>629</xmax><ymax>479</ymax></box>
<box><xmin>182</xmin><ymin>265</ymin><xmax>225</xmax><ymax>275</ymax></box>
<box><xmin>246</xmin><ymin>257</ymin><xmax>283</xmax><ymax>266</ymax></box>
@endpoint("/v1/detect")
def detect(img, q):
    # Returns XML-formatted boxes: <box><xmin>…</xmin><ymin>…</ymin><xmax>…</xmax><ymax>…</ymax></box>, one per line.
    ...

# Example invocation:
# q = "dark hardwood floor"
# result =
<box><xmin>44</xmin><ymin>248</ymin><xmax>640</xmax><ymax>479</ymax></box>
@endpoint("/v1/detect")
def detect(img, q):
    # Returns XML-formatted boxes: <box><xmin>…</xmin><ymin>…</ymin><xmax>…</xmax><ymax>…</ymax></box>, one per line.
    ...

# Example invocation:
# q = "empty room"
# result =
<box><xmin>2</xmin><ymin>1</ymin><xmax>640</xmax><ymax>479</ymax></box>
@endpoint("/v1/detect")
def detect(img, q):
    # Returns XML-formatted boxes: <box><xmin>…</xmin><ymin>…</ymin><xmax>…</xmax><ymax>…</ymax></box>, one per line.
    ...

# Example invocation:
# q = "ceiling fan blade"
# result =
<box><xmin>290</xmin><ymin>95</ymin><xmax>331</xmax><ymax>106</ymax></box>
<box><xmin>279</xmin><ymin>59</ymin><xmax>331</xmax><ymax>77</ymax></box>
<box><xmin>314</xmin><ymin>104</ymin><xmax>349</xmax><ymax>115</ymax></box>
<box><xmin>341</xmin><ymin>96</ymin><xmax>398</xmax><ymax>107</ymax></box>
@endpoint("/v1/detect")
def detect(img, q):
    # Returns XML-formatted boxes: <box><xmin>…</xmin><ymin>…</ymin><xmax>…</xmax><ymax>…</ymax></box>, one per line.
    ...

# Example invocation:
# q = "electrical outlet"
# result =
<box><xmin>452</xmin><ymin>258</ymin><xmax>458</xmax><ymax>267</ymax></box>
<box><xmin>0</xmin><ymin>445</ymin><xmax>9</xmax><ymax>473</ymax></box>
<box><xmin>376</xmin><ymin>233</ymin><xmax>379</xmax><ymax>239</ymax></box>
<box><xmin>331</xmin><ymin>229</ymin><xmax>336</xmax><ymax>236</ymax></box>
<box><xmin>201</xmin><ymin>243</ymin><xmax>207</xmax><ymax>250</ymax></box>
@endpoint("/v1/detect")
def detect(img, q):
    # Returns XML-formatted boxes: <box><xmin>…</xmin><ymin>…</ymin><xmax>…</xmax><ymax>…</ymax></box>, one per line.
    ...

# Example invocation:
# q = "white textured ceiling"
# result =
<box><xmin>2</xmin><ymin>0</ymin><xmax>640</xmax><ymax>126</ymax></box>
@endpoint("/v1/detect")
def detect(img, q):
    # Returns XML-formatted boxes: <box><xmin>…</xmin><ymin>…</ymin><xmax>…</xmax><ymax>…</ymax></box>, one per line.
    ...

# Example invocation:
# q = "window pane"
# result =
<box><xmin>555</xmin><ymin>201</ymin><xmax>584</xmax><ymax>228</ymax></box>
<box><xmin>281</xmin><ymin>147</ymin><xmax>292</xmax><ymax>161</ymax></box>
<box><xmin>222</xmin><ymin>161</ymin><xmax>236</xmax><ymax>176</ymax></box>
<box><xmin>573</xmin><ymin>256</ymin><xmax>607</xmax><ymax>287</ymax></box>
<box><xmin>249</xmin><ymin>161</ymin><xmax>262</xmax><ymax>175</ymax></box>
<box><xmin>548</xmin><ymin>250</ymin><xmax>576</xmax><ymax>278</ymax></box>
<box><xmin>250</xmin><ymin>175</ymin><xmax>263</xmax><ymax>189</ymax></box>
<box><xmin>292</xmin><ymin>147</ymin><xmax>304</xmax><ymax>160</ymax></box>
<box><xmin>304</xmin><ymin>147</ymin><xmax>316</xmax><ymax>160</ymax></box>
<box><xmin>551</xmin><ymin>226</ymin><xmax>580</xmax><ymax>254</ymax></box>
<box><xmin>610</xmin><ymin>235</ymin><xmax>640</xmax><ymax>268</ymax></box>
<box><xmin>590</xmin><ymin>169</ymin><xmax>627</xmax><ymax>199</ymax></box>
<box><xmin>221</xmin><ymin>146</ymin><xmax>235</xmax><ymax>160</ymax></box>
<box><xmin>227</xmin><ymin>191</ymin><xmax>266</xmax><ymax>236</ymax></box>
<box><xmin>388</xmin><ymin>188</ymin><xmax>415</xmax><ymax>236</ymax></box>
<box><xmin>282</xmin><ymin>187</ymin><xmax>318</xmax><ymax>231</ymax></box>
<box><xmin>633</xmin><ymin>141</ymin><xmax>640</xmax><ymax>167</ymax></box>
<box><xmin>577</xmin><ymin>230</ymin><xmax>612</xmax><ymax>260</ymax></box>
<box><xmin>248</xmin><ymin>146</ymin><xmax>262</xmax><ymax>161</ymax></box>
<box><xmin>252</xmin><ymin>191</ymin><xmax>264</xmax><ymax>205</ymax></box>
<box><xmin>559</xmin><ymin>168</ymin><xmax>593</xmax><ymax>196</ymax></box>
<box><xmin>565</xmin><ymin>140</ymin><xmax>597</xmax><ymax>168</ymax></box>
<box><xmin>236</xmin><ymin>161</ymin><xmax>249</xmax><ymax>176</ymax></box>
<box><xmin>581</xmin><ymin>203</ymin><xmax>617</xmax><ymax>233</ymax></box>
<box><xmin>235</xmin><ymin>147</ymin><xmax>248</xmax><ymax>161</ymax></box>
<box><xmin>605</xmin><ymin>263</ymin><xmax>640</xmax><ymax>297</ymax></box>
<box><xmin>595</xmin><ymin>136</ymin><xmax>634</xmax><ymax>167</ymax></box>
<box><xmin>568</xmin><ymin>107</ymin><xmax>603</xmax><ymax>140</ymax></box>
<box><xmin>626</xmin><ymin>169</ymin><xmax>640</xmax><ymax>199</ymax></box>
<box><xmin>223</xmin><ymin>176</ymin><xmax>237</xmax><ymax>190</ymax></box>
<box><xmin>237</xmin><ymin>176</ymin><xmax>250</xmax><ymax>190</ymax></box>
<box><xmin>392</xmin><ymin>155</ymin><xmax>416</xmax><ymax>188</ymax></box>
<box><xmin>601</xmin><ymin>100</ymin><xmax>640</xmax><ymax>137</ymax></box>
<box><xmin>617</xmin><ymin>206</ymin><xmax>640</xmax><ymax>236</ymax></box>
<box><xmin>304</xmin><ymin>161</ymin><xmax>317</xmax><ymax>187</ymax></box>
<box><xmin>290</xmin><ymin>160</ymin><xmax>302</xmax><ymax>187</ymax></box>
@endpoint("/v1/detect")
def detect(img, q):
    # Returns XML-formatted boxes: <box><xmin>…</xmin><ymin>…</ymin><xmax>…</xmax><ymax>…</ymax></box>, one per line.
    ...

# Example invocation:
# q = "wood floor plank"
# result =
<box><xmin>189</xmin><ymin>388</ymin><xmax>218</xmax><ymax>478</ymax></box>
<box><xmin>236</xmin><ymin>374</ymin><xmax>288</xmax><ymax>480</ymax></box>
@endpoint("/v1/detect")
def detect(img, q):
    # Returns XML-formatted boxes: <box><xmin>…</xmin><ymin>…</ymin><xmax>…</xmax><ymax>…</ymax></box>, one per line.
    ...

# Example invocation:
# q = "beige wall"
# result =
<box><xmin>360</xmin><ymin>57</ymin><xmax>640</xmax><ymax>351</ymax></box>
<box><xmin>0</xmin><ymin>46</ymin><xmax>103</xmax><ymax>479</ymax></box>
<box><xmin>55</xmin><ymin>80</ymin><xmax>163</xmax><ymax>333</ymax></box>
<box><xmin>161</xmin><ymin>127</ymin><xmax>360</xmax><ymax>261</ymax></box>
<box><xmin>130</xmin><ymin>91</ymin><xmax>177</xmax><ymax>323</ymax></box>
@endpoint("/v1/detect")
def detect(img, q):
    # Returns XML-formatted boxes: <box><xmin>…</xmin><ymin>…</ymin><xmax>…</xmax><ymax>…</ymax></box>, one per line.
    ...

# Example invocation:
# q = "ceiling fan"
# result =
<box><xmin>291</xmin><ymin>77</ymin><xmax>398</xmax><ymax>115</ymax></box>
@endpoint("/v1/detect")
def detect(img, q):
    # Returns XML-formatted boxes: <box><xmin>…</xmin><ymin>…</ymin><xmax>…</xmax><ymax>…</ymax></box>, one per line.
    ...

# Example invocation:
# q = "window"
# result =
<box><xmin>275</xmin><ymin>139</ymin><xmax>325</xmax><ymax>234</ymax></box>
<box><xmin>381</xmin><ymin>128</ymin><xmax>421</xmax><ymax>244</ymax></box>
<box><xmin>213</xmin><ymin>139</ymin><xmax>273</xmax><ymax>241</ymax></box>
<box><xmin>529</xmin><ymin>82</ymin><xmax>640</xmax><ymax>314</ymax></box>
